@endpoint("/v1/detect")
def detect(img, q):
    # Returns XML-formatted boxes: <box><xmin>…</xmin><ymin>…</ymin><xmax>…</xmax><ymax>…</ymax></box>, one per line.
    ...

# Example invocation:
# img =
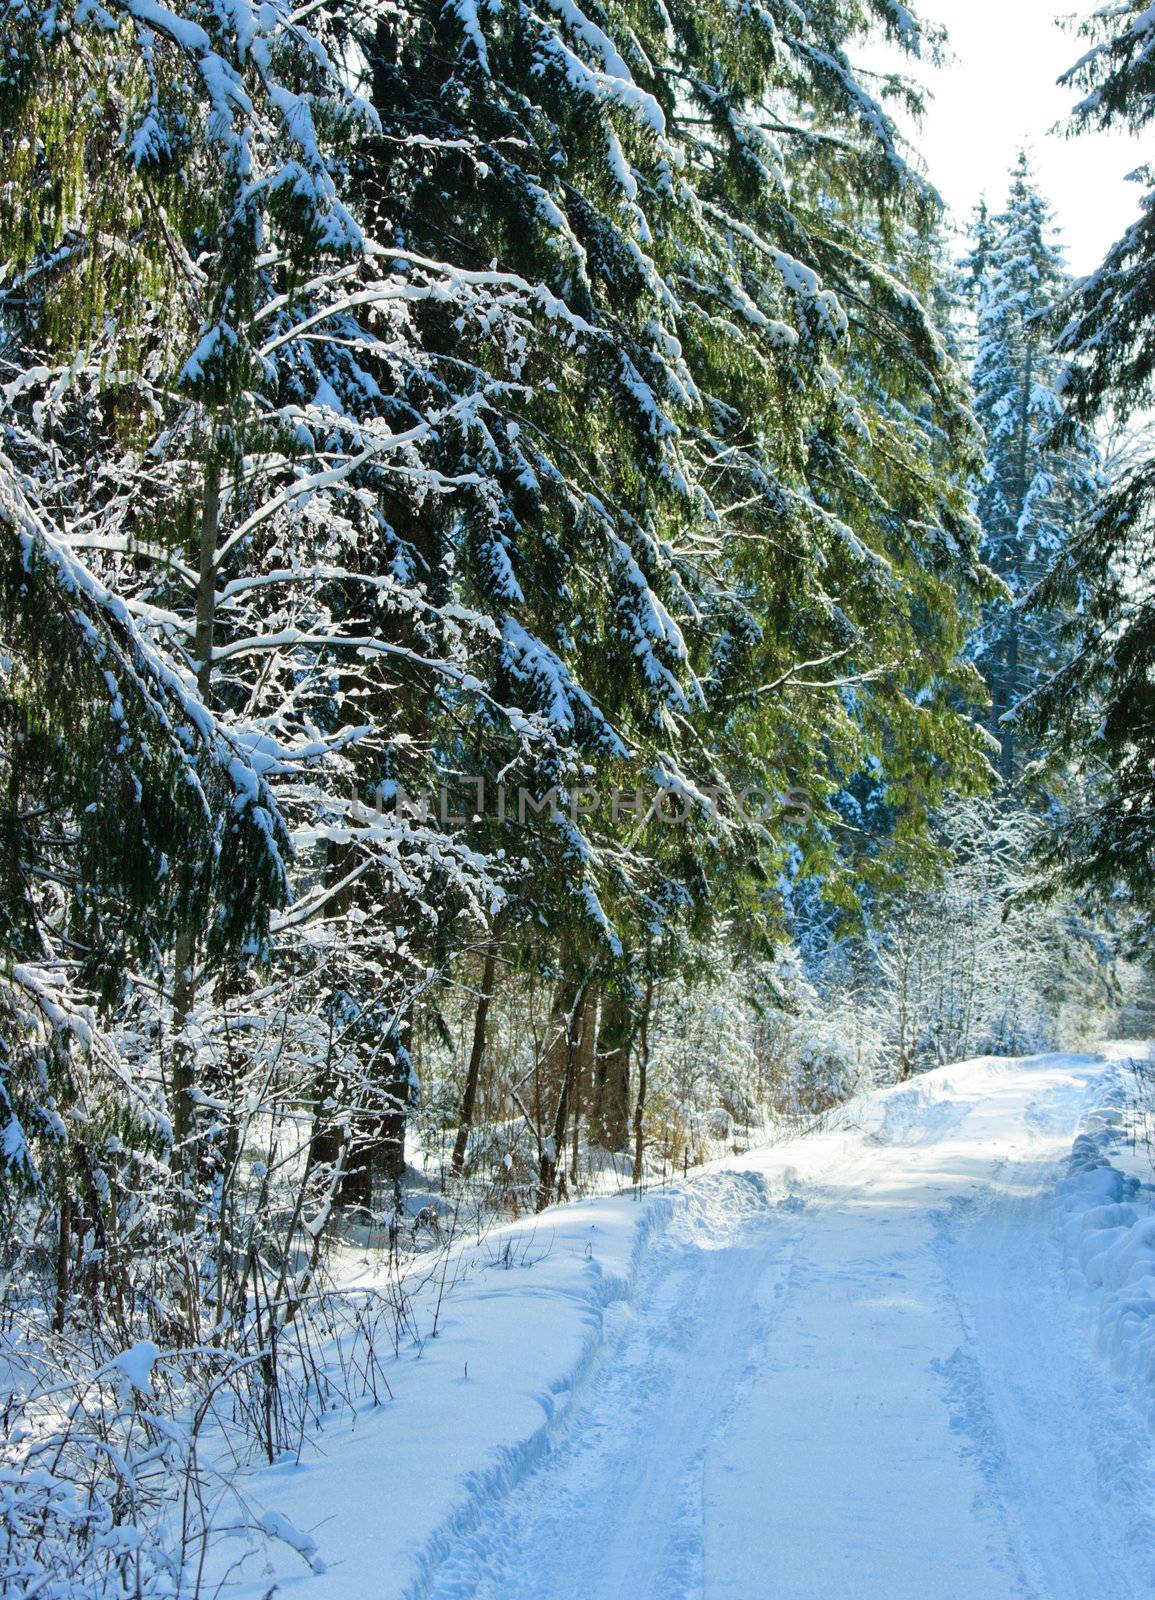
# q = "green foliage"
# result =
<box><xmin>357</xmin><ymin>0</ymin><xmax>996</xmax><ymax>987</ymax></box>
<box><xmin>1025</xmin><ymin>7</ymin><xmax>1155</xmax><ymax>914</ymax></box>
<box><xmin>0</xmin><ymin>0</ymin><xmax>1006</xmax><ymax>1228</ymax></box>
<box><xmin>0</xmin><ymin>468</ymin><xmax>289</xmax><ymax>1002</ymax></box>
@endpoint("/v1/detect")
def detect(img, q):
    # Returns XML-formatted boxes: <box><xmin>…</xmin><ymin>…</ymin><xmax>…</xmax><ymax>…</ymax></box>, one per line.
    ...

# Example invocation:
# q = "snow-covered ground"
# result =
<box><xmin>227</xmin><ymin>1045</ymin><xmax>1155</xmax><ymax>1600</ymax></box>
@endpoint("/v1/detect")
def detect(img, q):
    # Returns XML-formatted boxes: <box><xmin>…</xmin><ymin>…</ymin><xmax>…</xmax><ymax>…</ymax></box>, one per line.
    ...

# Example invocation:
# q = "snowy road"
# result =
<box><xmin>411</xmin><ymin>1053</ymin><xmax>1155</xmax><ymax>1600</ymax></box>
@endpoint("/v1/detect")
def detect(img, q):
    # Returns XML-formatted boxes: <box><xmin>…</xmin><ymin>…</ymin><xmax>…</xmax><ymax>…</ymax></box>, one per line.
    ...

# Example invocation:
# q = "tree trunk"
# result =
<box><xmin>170</xmin><ymin>453</ymin><xmax>221</xmax><ymax>1219</ymax></box>
<box><xmin>538</xmin><ymin>980</ymin><xmax>588</xmax><ymax>1209</ymax></box>
<box><xmin>1001</xmin><ymin>622</ymin><xmax>1019</xmax><ymax>783</ymax></box>
<box><xmin>192</xmin><ymin>457</ymin><xmax>221</xmax><ymax>701</ymax></box>
<box><xmin>53</xmin><ymin>1184</ymin><xmax>72</xmax><ymax>1334</ymax></box>
<box><xmin>539</xmin><ymin>974</ymin><xmax>577</xmax><ymax>1115</ymax></box>
<box><xmin>632</xmin><ymin>979</ymin><xmax>653</xmax><ymax>1185</ymax></box>
<box><xmin>170</xmin><ymin>924</ymin><xmax>199</xmax><ymax>1210</ymax></box>
<box><xmin>452</xmin><ymin>945</ymin><xmax>498</xmax><ymax>1174</ymax></box>
<box><xmin>340</xmin><ymin>1016</ymin><xmax>412</xmax><ymax>1216</ymax></box>
<box><xmin>570</xmin><ymin>986</ymin><xmax>598</xmax><ymax>1185</ymax></box>
<box><xmin>306</xmin><ymin>839</ymin><xmax>358</xmax><ymax>1193</ymax></box>
<box><xmin>595</xmin><ymin>994</ymin><xmax>632</xmax><ymax>1151</ymax></box>
<box><xmin>998</xmin><ymin>336</ymin><xmax>1034</xmax><ymax>783</ymax></box>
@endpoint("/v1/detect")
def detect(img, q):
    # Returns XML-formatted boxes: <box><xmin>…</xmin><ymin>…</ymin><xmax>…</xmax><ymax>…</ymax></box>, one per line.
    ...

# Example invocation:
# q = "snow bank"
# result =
<box><xmin>824</xmin><ymin>1062</ymin><xmax>981</xmax><ymax>1147</ymax></box>
<box><xmin>1058</xmin><ymin>1045</ymin><xmax>1155</xmax><ymax>1432</ymax></box>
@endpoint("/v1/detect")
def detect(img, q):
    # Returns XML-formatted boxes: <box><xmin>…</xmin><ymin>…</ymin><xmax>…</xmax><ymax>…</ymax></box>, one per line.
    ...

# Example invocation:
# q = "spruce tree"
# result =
<box><xmin>1027</xmin><ymin>5</ymin><xmax>1155</xmax><ymax>907</ymax></box>
<box><xmin>0</xmin><ymin>0</ymin><xmax>522</xmax><ymax>1219</ymax></box>
<box><xmin>0</xmin><ymin>463</ymin><xmax>290</xmax><ymax>1212</ymax></box>
<box><xmin>966</xmin><ymin>155</ymin><xmax>1099</xmax><ymax>783</ymax></box>
<box><xmin>352</xmin><ymin>0</ymin><xmax>1002</xmax><ymax>1186</ymax></box>
<box><xmin>357</xmin><ymin>0</ymin><xmax>997</xmax><ymax>942</ymax></box>
<box><xmin>1</xmin><ymin>0</ymin><xmax>1002</xmax><ymax>1233</ymax></box>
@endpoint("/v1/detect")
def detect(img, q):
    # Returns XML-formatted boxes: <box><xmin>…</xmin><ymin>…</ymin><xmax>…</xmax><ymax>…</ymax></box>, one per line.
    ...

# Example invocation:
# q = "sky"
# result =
<box><xmin>868</xmin><ymin>0</ymin><xmax>1149</xmax><ymax>276</ymax></box>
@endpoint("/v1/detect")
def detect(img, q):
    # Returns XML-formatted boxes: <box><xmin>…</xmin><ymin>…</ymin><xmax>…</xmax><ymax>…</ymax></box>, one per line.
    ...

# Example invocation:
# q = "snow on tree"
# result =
<box><xmin>1025</xmin><ymin>3</ymin><xmax>1155</xmax><ymax>915</ymax></box>
<box><xmin>964</xmin><ymin>154</ymin><xmax>1100</xmax><ymax>783</ymax></box>
<box><xmin>356</xmin><ymin>0</ymin><xmax>997</xmax><ymax>1011</ymax></box>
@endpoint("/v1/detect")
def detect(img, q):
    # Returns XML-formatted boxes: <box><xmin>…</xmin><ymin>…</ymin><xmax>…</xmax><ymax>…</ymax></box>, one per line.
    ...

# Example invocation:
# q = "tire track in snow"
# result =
<box><xmin>408</xmin><ymin>1173</ymin><xmax>806</xmax><ymax>1600</ymax></box>
<box><xmin>937</xmin><ymin>1146</ymin><xmax>1155</xmax><ymax>1600</ymax></box>
<box><xmin>399</xmin><ymin>1054</ymin><xmax>1155</xmax><ymax>1600</ymax></box>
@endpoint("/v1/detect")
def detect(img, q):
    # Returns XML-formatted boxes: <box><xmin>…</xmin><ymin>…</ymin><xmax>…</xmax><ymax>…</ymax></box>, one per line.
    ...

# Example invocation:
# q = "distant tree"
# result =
<box><xmin>966</xmin><ymin>154</ymin><xmax>1100</xmax><ymax>783</ymax></box>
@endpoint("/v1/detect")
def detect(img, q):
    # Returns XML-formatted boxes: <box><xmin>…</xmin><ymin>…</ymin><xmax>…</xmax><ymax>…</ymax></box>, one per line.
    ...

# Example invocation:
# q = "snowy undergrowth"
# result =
<box><xmin>0</xmin><ymin>1278</ymin><xmax>407</xmax><ymax>1600</ymax></box>
<box><xmin>1058</xmin><ymin>1043</ymin><xmax>1155</xmax><ymax>1432</ymax></box>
